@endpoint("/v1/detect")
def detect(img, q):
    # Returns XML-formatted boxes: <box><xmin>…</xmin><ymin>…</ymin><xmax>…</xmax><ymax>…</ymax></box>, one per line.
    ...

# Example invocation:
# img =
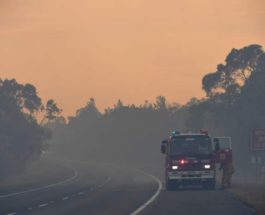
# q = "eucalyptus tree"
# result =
<box><xmin>202</xmin><ymin>44</ymin><xmax>263</xmax><ymax>99</ymax></box>
<box><xmin>0</xmin><ymin>79</ymin><xmax>60</xmax><ymax>178</ymax></box>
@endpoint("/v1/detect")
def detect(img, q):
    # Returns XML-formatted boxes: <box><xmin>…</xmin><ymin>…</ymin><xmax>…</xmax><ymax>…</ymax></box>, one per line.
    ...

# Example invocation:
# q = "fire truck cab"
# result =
<box><xmin>161</xmin><ymin>131</ymin><xmax>216</xmax><ymax>190</ymax></box>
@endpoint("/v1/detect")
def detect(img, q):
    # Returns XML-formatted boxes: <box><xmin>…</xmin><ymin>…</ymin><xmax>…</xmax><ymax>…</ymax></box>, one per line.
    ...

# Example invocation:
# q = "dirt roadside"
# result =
<box><xmin>0</xmin><ymin>158</ymin><xmax>74</xmax><ymax>194</ymax></box>
<box><xmin>229</xmin><ymin>184</ymin><xmax>265</xmax><ymax>215</ymax></box>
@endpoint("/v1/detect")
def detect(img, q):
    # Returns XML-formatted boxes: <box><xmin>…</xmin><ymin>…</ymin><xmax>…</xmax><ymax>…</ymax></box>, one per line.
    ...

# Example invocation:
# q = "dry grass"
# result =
<box><xmin>229</xmin><ymin>184</ymin><xmax>265</xmax><ymax>215</ymax></box>
<box><xmin>0</xmin><ymin>159</ymin><xmax>70</xmax><ymax>192</ymax></box>
<box><xmin>0</xmin><ymin>161</ymin><xmax>49</xmax><ymax>186</ymax></box>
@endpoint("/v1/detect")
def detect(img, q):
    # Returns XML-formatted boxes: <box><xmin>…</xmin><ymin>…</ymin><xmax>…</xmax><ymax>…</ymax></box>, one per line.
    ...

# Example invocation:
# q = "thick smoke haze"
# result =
<box><xmin>1</xmin><ymin>2</ymin><xmax>265</xmax><ymax>215</ymax></box>
<box><xmin>1</xmin><ymin>0</ymin><xmax>265</xmax><ymax>115</ymax></box>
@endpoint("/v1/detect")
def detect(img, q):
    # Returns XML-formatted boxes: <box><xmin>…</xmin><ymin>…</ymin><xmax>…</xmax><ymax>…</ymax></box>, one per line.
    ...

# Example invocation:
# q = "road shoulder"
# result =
<box><xmin>229</xmin><ymin>184</ymin><xmax>265</xmax><ymax>215</ymax></box>
<box><xmin>0</xmin><ymin>158</ymin><xmax>75</xmax><ymax>195</ymax></box>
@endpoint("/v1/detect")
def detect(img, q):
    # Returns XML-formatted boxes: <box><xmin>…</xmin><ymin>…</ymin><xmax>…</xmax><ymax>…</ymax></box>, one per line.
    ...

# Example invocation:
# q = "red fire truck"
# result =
<box><xmin>161</xmin><ymin>131</ymin><xmax>232</xmax><ymax>190</ymax></box>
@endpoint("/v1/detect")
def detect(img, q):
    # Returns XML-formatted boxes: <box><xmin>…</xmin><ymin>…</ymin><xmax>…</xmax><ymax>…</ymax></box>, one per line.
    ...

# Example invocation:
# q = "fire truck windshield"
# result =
<box><xmin>169</xmin><ymin>135</ymin><xmax>212</xmax><ymax>155</ymax></box>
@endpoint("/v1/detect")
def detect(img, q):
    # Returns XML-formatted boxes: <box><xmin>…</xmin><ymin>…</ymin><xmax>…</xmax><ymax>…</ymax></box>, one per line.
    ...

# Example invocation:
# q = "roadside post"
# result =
<box><xmin>251</xmin><ymin>129</ymin><xmax>265</xmax><ymax>183</ymax></box>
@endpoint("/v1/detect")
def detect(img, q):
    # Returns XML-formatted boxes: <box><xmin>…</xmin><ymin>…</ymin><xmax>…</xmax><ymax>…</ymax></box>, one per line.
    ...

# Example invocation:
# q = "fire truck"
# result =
<box><xmin>161</xmin><ymin>130</ymin><xmax>232</xmax><ymax>190</ymax></box>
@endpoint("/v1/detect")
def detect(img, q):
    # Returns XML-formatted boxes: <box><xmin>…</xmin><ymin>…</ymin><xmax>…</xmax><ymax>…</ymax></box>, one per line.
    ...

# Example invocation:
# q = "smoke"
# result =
<box><xmin>1</xmin><ymin>0</ymin><xmax>265</xmax><ymax>115</ymax></box>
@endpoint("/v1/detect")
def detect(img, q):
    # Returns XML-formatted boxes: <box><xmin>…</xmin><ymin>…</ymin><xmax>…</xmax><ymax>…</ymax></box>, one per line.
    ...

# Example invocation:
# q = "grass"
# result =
<box><xmin>229</xmin><ymin>183</ymin><xmax>265</xmax><ymax>215</ymax></box>
<box><xmin>0</xmin><ymin>159</ymin><xmax>71</xmax><ymax>192</ymax></box>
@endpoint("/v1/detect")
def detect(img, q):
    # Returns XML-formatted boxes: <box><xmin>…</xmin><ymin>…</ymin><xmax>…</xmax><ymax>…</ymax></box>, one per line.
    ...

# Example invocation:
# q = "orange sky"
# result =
<box><xmin>1</xmin><ymin>0</ymin><xmax>265</xmax><ymax>116</ymax></box>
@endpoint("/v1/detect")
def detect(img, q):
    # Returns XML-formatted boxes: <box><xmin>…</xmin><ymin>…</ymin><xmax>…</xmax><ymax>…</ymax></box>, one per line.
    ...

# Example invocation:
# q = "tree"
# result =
<box><xmin>202</xmin><ymin>44</ymin><xmax>263</xmax><ymax>98</ymax></box>
<box><xmin>237</xmin><ymin>53</ymin><xmax>265</xmax><ymax>126</ymax></box>
<box><xmin>155</xmin><ymin>96</ymin><xmax>167</xmax><ymax>110</ymax></box>
<box><xmin>114</xmin><ymin>99</ymin><xmax>124</xmax><ymax>110</ymax></box>
<box><xmin>0</xmin><ymin>79</ymin><xmax>42</xmax><ymax>115</ymax></box>
<box><xmin>44</xmin><ymin>99</ymin><xmax>62</xmax><ymax>121</ymax></box>
<box><xmin>74</xmin><ymin>98</ymin><xmax>101</xmax><ymax>119</ymax></box>
<box><xmin>0</xmin><ymin>79</ymin><xmax>58</xmax><ymax>178</ymax></box>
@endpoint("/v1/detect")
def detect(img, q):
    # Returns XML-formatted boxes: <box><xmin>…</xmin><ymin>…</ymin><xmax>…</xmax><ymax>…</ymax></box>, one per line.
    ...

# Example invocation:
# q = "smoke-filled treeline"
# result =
<box><xmin>51</xmin><ymin>97</ymin><xmax>189</xmax><ymax>164</ymax></box>
<box><xmin>51</xmin><ymin>44</ymin><xmax>265</xmax><ymax>178</ymax></box>
<box><xmin>1</xmin><ymin>44</ymin><xmax>264</xmax><ymax>180</ymax></box>
<box><xmin>0</xmin><ymin>79</ymin><xmax>61</xmax><ymax>178</ymax></box>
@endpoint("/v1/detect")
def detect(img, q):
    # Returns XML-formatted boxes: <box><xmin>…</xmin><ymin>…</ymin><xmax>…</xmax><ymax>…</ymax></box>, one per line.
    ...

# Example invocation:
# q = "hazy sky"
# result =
<box><xmin>1</xmin><ymin>0</ymin><xmax>265</xmax><ymax>115</ymax></box>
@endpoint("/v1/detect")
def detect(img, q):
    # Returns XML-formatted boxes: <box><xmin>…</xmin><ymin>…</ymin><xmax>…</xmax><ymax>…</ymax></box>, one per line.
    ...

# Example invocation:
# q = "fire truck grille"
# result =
<box><xmin>179</xmin><ymin>164</ymin><xmax>204</xmax><ymax>170</ymax></box>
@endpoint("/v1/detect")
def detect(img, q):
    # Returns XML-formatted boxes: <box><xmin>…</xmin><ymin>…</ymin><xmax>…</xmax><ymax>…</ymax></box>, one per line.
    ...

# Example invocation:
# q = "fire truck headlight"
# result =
<box><xmin>204</xmin><ymin>164</ymin><xmax>211</xmax><ymax>169</ymax></box>
<box><xmin>171</xmin><ymin>165</ymin><xmax>178</xmax><ymax>170</ymax></box>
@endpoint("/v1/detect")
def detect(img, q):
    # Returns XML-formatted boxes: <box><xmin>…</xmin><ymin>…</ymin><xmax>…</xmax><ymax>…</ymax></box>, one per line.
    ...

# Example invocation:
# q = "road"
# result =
<box><xmin>0</xmin><ymin>159</ymin><xmax>253</xmax><ymax>215</ymax></box>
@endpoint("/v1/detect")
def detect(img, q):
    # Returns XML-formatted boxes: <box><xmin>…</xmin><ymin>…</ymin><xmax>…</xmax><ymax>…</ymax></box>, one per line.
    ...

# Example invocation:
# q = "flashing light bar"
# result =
<box><xmin>171</xmin><ymin>130</ymin><xmax>180</xmax><ymax>136</ymax></box>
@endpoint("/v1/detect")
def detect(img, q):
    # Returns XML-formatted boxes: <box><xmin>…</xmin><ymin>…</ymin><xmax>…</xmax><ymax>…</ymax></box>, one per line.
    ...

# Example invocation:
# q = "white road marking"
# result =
<box><xmin>0</xmin><ymin>166</ymin><xmax>78</xmax><ymax>198</ymax></box>
<box><xmin>62</xmin><ymin>197</ymin><xmax>69</xmax><ymax>201</ymax></box>
<box><xmin>78</xmin><ymin>191</ymin><xmax>85</xmax><ymax>195</ymax></box>
<box><xmin>6</xmin><ymin>213</ymin><xmax>16</xmax><ymax>215</ymax></box>
<box><xmin>28</xmin><ymin>207</ymin><xmax>33</xmax><ymax>210</ymax></box>
<box><xmin>39</xmin><ymin>203</ymin><xmax>48</xmax><ymax>207</ymax></box>
<box><xmin>97</xmin><ymin>176</ymin><xmax>112</xmax><ymax>189</ymax></box>
<box><xmin>130</xmin><ymin>171</ymin><xmax>162</xmax><ymax>215</ymax></box>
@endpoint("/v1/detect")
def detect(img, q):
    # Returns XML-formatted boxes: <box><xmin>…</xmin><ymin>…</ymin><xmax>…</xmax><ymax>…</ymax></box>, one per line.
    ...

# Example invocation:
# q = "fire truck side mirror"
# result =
<box><xmin>162</xmin><ymin>140</ymin><xmax>168</xmax><ymax>144</ymax></box>
<box><xmin>161</xmin><ymin>145</ymin><xmax>166</xmax><ymax>154</ymax></box>
<box><xmin>161</xmin><ymin>140</ymin><xmax>168</xmax><ymax>154</ymax></box>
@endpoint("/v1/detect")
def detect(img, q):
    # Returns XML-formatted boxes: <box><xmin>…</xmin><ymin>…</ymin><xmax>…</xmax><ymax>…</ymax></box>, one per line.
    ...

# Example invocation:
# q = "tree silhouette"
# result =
<box><xmin>202</xmin><ymin>44</ymin><xmax>263</xmax><ymax>98</ymax></box>
<box><xmin>155</xmin><ymin>96</ymin><xmax>167</xmax><ymax>110</ymax></box>
<box><xmin>45</xmin><ymin>99</ymin><xmax>62</xmax><ymax>121</ymax></box>
<box><xmin>0</xmin><ymin>79</ymin><xmax>59</xmax><ymax>178</ymax></box>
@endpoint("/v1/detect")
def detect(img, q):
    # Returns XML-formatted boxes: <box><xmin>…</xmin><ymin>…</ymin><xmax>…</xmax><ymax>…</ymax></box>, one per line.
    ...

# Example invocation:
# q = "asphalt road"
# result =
<box><xmin>0</xmin><ymin>159</ymin><xmax>253</xmax><ymax>215</ymax></box>
<box><xmin>141</xmin><ymin>184</ymin><xmax>253</xmax><ymax>215</ymax></box>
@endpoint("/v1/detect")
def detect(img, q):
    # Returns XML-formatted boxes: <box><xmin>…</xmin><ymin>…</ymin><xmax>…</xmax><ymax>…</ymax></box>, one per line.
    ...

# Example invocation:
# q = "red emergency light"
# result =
<box><xmin>180</xmin><ymin>159</ymin><xmax>185</xmax><ymax>164</ymax></box>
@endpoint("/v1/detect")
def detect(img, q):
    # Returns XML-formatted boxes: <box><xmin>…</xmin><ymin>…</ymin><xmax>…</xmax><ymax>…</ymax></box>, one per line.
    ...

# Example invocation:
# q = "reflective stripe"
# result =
<box><xmin>168</xmin><ymin>175</ymin><xmax>214</xmax><ymax>180</ymax></box>
<box><xmin>168</xmin><ymin>170</ymin><xmax>215</xmax><ymax>180</ymax></box>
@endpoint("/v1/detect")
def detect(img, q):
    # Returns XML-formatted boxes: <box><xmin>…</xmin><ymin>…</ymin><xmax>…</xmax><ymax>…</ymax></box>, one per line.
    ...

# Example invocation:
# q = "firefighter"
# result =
<box><xmin>261</xmin><ymin>161</ymin><xmax>265</xmax><ymax>184</ymax></box>
<box><xmin>219</xmin><ymin>155</ymin><xmax>235</xmax><ymax>189</ymax></box>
